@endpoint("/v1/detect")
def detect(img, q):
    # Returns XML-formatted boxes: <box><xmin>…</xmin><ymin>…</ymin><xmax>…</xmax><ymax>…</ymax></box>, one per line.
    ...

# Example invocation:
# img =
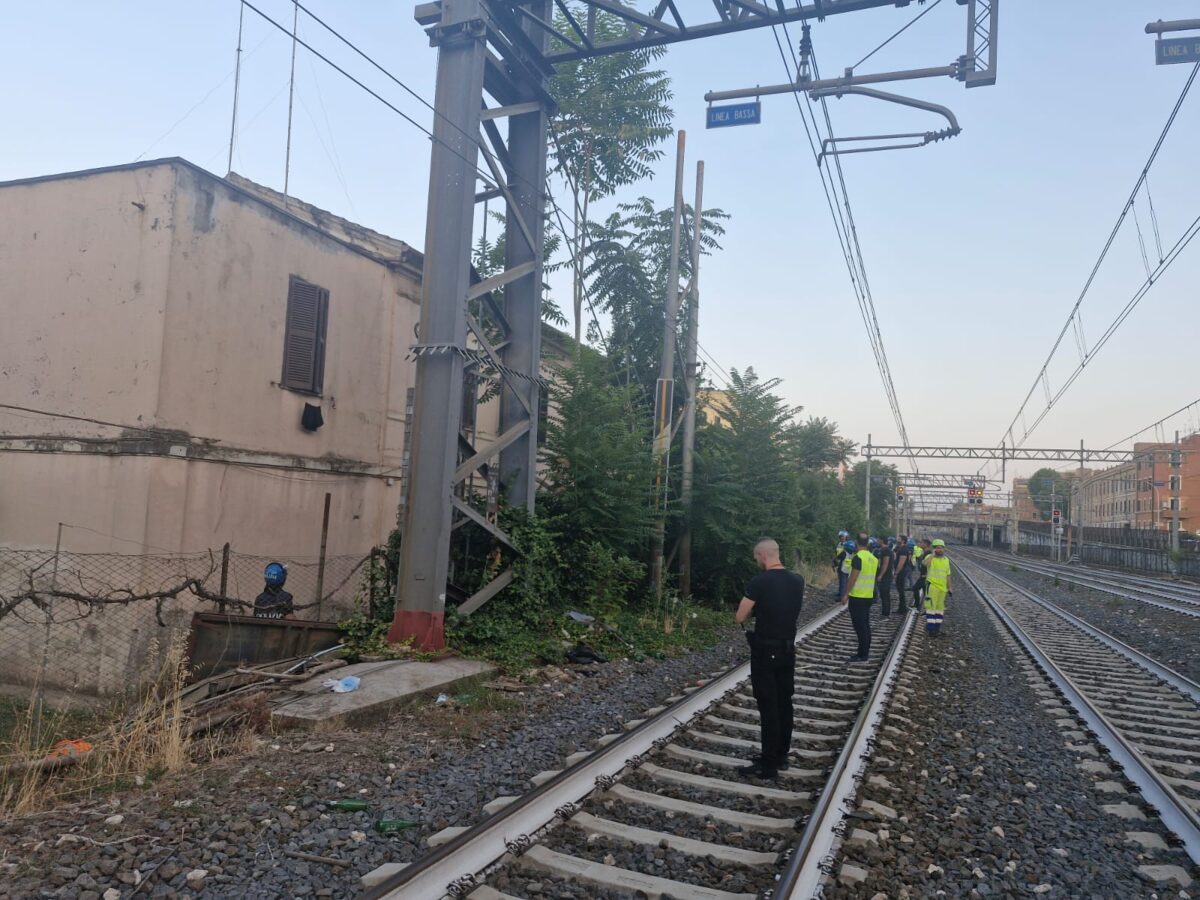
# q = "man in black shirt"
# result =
<box><xmin>875</xmin><ymin>538</ymin><xmax>895</xmax><ymax>618</ymax></box>
<box><xmin>893</xmin><ymin>535</ymin><xmax>910</xmax><ymax>609</ymax></box>
<box><xmin>735</xmin><ymin>538</ymin><xmax>805</xmax><ymax>779</ymax></box>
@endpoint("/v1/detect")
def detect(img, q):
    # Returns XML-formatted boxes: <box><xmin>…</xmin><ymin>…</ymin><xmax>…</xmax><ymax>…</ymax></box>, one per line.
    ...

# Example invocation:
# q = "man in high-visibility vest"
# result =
<box><xmin>924</xmin><ymin>539</ymin><xmax>953</xmax><ymax>635</ymax></box>
<box><xmin>839</xmin><ymin>539</ymin><xmax>878</xmax><ymax>663</ymax></box>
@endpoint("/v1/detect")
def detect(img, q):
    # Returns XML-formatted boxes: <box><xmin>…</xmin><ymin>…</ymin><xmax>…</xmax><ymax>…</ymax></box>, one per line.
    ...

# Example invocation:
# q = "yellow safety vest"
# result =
<box><xmin>840</xmin><ymin>551</ymin><xmax>852</xmax><ymax>575</ymax></box>
<box><xmin>912</xmin><ymin>546</ymin><xmax>925</xmax><ymax>564</ymax></box>
<box><xmin>849</xmin><ymin>549</ymin><xmax>879</xmax><ymax>599</ymax></box>
<box><xmin>926</xmin><ymin>554</ymin><xmax>951</xmax><ymax>589</ymax></box>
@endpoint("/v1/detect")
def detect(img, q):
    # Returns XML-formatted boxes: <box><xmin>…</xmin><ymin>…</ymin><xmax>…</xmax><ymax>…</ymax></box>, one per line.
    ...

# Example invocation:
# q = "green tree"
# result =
<box><xmin>539</xmin><ymin>351</ymin><xmax>655</xmax><ymax>557</ymax></box>
<box><xmin>690</xmin><ymin>368</ymin><xmax>805</xmax><ymax>601</ymax></box>
<box><xmin>584</xmin><ymin>198</ymin><xmax>727</xmax><ymax>398</ymax></box>
<box><xmin>549</xmin><ymin>10</ymin><xmax>675</xmax><ymax>342</ymax></box>
<box><xmin>1027</xmin><ymin>467</ymin><xmax>1071</xmax><ymax>520</ymax></box>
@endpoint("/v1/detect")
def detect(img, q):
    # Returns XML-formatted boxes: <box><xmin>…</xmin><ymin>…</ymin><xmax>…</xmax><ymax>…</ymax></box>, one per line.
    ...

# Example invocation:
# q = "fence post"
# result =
<box><xmin>315</xmin><ymin>492</ymin><xmax>332</xmax><ymax>620</ymax></box>
<box><xmin>219</xmin><ymin>542</ymin><xmax>231</xmax><ymax>613</ymax></box>
<box><xmin>368</xmin><ymin>547</ymin><xmax>379</xmax><ymax>620</ymax></box>
<box><xmin>32</xmin><ymin>522</ymin><xmax>65</xmax><ymax>749</ymax></box>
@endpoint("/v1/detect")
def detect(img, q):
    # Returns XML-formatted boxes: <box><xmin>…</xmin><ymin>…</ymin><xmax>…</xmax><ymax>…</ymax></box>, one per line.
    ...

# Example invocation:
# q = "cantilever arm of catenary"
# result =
<box><xmin>811</xmin><ymin>85</ymin><xmax>962</xmax><ymax>165</ymax></box>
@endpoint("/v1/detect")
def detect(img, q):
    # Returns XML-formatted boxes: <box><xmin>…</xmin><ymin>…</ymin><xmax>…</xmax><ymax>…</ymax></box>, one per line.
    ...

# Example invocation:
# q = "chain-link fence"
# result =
<box><xmin>0</xmin><ymin>540</ymin><xmax>382</xmax><ymax>696</ymax></box>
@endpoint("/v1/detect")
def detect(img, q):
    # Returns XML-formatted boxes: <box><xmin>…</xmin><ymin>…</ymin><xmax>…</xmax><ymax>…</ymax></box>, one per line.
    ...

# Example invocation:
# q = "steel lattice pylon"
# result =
<box><xmin>393</xmin><ymin>0</ymin><xmax>999</xmax><ymax>649</ymax></box>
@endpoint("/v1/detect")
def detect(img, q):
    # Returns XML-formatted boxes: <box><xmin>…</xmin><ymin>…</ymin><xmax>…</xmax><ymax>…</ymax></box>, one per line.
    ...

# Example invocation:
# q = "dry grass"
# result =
<box><xmin>0</xmin><ymin>636</ymin><xmax>194</xmax><ymax>817</ymax></box>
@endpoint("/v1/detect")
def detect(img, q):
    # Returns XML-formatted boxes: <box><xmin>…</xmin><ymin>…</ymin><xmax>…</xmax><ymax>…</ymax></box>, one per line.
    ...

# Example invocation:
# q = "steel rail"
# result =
<box><xmin>364</xmin><ymin>605</ymin><xmax>844</xmax><ymax>899</ymax></box>
<box><xmin>961</xmin><ymin>559</ymin><xmax>1200</xmax><ymax>702</ymax></box>
<box><xmin>773</xmin><ymin>610</ymin><xmax>917</xmax><ymax>897</ymax></box>
<box><xmin>960</xmin><ymin>561</ymin><xmax>1200</xmax><ymax>863</ymax></box>
<box><xmin>972</xmin><ymin>546</ymin><xmax>1200</xmax><ymax>598</ymax></box>
<box><xmin>966</xmin><ymin>549</ymin><xmax>1200</xmax><ymax>619</ymax></box>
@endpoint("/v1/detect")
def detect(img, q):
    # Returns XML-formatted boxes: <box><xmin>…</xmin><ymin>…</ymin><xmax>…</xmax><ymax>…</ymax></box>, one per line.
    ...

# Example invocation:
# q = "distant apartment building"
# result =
<box><xmin>1012</xmin><ymin>477</ymin><xmax>1039</xmax><ymax>521</ymax></box>
<box><xmin>1133</xmin><ymin>433</ymin><xmax>1200</xmax><ymax>532</ymax></box>
<box><xmin>1079</xmin><ymin>462</ymin><xmax>1137</xmax><ymax>528</ymax></box>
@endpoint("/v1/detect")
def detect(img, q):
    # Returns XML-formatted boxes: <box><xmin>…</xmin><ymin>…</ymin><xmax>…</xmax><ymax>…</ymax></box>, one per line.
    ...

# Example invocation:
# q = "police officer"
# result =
<box><xmin>876</xmin><ymin>537</ymin><xmax>896</xmax><ymax>618</ymax></box>
<box><xmin>893</xmin><ymin>535</ymin><xmax>911</xmax><ymax>608</ymax></box>
<box><xmin>735</xmin><ymin>538</ymin><xmax>805</xmax><ymax>778</ymax></box>
<box><xmin>832</xmin><ymin>530</ymin><xmax>850</xmax><ymax>599</ymax></box>
<box><xmin>254</xmin><ymin>562</ymin><xmax>295</xmax><ymax>619</ymax></box>
<box><xmin>909</xmin><ymin>538</ymin><xmax>928</xmax><ymax>611</ymax></box>
<box><xmin>840</xmin><ymin>538</ymin><xmax>878</xmax><ymax>663</ymax></box>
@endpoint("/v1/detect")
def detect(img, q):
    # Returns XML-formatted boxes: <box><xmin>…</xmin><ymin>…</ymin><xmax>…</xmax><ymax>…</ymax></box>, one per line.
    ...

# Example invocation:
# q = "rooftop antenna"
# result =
<box><xmin>226</xmin><ymin>2</ymin><xmax>245</xmax><ymax>176</ymax></box>
<box><xmin>283</xmin><ymin>0</ymin><xmax>299</xmax><ymax>204</ymax></box>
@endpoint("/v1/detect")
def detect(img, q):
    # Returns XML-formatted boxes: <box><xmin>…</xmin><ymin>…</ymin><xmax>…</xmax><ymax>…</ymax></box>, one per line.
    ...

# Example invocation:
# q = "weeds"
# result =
<box><xmin>0</xmin><ymin>636</ymin><xmax>201</xmax><ymax>817</ymax></box>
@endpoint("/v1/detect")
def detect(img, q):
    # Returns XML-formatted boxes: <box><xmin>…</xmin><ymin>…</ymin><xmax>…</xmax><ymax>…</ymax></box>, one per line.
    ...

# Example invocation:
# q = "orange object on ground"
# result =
<box><xmin>46</xmin><ymin>739</ymin><xmax>93</xmax><ymax>759</ymax></box>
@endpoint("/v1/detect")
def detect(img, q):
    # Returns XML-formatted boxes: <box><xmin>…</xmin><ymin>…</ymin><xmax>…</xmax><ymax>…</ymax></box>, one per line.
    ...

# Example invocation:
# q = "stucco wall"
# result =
<box><xmin>0</xmin><ymin>161</ymin><xmax>419</xmax><ymax>556</ymax></box>
<box><xmin>0</xmin><ymin>165</ymin><xmax>175</xmax><ymax>440</ymax></box>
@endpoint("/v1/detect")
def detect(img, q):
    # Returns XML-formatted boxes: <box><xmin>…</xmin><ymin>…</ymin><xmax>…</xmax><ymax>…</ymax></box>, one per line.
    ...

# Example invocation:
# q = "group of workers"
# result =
<box><xmin>834</xmin><ymin>531</ymin><xmax>951</xmax><ymax>650</ymax></box>
<box><xmin>733</xmin><ymin>531</ymin><xmax>953</xmax><ymax>778</ymax></box>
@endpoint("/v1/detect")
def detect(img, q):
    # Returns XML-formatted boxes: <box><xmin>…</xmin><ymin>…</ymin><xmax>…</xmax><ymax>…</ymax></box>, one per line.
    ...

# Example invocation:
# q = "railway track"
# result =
<box><xmin>959</xmin><ymin>559</ymin><xmax>1200</xmax><ymax>864</ymax></box>
<box><xmin>362</xmin><ymin>606</ymin><xmax>916</xmax><ymax>900</ymax></box>
<box><xmin>966</xmin><ymin>547</ymin><xmax>1200</xmax><ymax>619</ymax></box>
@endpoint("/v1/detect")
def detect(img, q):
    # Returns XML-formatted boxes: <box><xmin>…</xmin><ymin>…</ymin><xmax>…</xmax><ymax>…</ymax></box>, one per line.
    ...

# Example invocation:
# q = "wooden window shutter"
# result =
<box><xmin>282</xmin><ymin>276</ymin><xmax>329</xmax><ymax>394</ymax></box>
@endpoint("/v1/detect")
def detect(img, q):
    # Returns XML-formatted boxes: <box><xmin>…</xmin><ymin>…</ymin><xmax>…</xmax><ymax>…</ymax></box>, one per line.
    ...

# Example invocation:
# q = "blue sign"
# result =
<box><xmin>1157</xmin><ymin>36</ymin><xmax>1200</xmax><ymax>65</ymax></box>
<box><xmin>706</xmin><ymin>102</ymin><xmax>762</xmax><ymax>129</ymax></box>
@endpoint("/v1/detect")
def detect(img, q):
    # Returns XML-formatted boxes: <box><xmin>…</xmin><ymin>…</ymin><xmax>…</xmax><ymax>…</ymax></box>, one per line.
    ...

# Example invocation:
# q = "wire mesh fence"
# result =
<box><xmin>0</xmin><ymin>540</ymin><xmax>383</xmax><ymax>696</ymax></box>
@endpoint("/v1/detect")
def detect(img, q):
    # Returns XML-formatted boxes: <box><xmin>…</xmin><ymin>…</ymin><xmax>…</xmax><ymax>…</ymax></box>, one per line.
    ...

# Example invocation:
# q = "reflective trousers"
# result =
<box><xmin>925</xmin><ymin>583</ymin><xmax>947</xmax><ymax>634</ymax></box>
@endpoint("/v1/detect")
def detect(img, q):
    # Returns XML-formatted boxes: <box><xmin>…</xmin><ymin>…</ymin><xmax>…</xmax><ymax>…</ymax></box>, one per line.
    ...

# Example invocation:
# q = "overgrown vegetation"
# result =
<box><xmin>370</xmin><ymin>9</ymin><xmax>885</xmax><ymax>671</ymax></box>
<box><xmin>0</xmin><ymin>638</ymin><xmax>200</xmax><ymax>817</ymax></box>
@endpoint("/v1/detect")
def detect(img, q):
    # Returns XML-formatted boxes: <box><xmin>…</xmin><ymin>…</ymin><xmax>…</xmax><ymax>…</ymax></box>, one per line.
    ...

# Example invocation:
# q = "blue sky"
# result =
<box><xmin>4</xmin><ymin>1</ymin><xmax>1199</xmax><ymax>491</ymax></box>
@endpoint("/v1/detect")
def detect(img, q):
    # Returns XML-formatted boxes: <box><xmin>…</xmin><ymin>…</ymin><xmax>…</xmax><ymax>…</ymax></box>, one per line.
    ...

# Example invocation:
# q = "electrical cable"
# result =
<box><xmin>994</xmin><ymin>62</ymin><xmax>1199</xmax><ymax>453</ymax></box>
<box><xmin>773</xmin><ymin>15</ymin><xmax>920</xmax><ymax>486</ymax></box>
<box><xmin>849</xmin><ymin>0</ymin><xmax>944</xmax><ymax>72</ymax></box>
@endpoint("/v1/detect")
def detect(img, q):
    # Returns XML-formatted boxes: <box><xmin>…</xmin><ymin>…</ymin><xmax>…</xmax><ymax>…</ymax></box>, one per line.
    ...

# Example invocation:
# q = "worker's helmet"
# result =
<box><xmin>932</xmin><ymin>539</ymin><xmax>946</xmax><ymax>548</ymax></box>
<box><xmin>867</xmin><ymin>537</ymin><xmax>879</xmax><ymax>549</ymax></box>
<box><xmin>837</xmin><ymin>530</ymin><xmax>849</xmax><ymax>539</ymax></box>
<box><xmin>843</xmin><ymin>540</ymin><xmax>857</xmax><ymax>553</ymax></box>
<box><xmin>264</xmin><ymin>562</ymin><xmax>288</xmax><ymax>587</ymax></box>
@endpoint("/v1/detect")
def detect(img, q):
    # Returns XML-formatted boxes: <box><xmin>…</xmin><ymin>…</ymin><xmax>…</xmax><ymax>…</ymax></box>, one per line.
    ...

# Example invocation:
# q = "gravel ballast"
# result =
<box><xmin>0</xmin><ymin>629</ymin><xmax>767</xmax><ymax>900</ymax></box>
<box><xmin>972</xmin><ymin>556</ymin><xmax>1200</xmax><ymax>682</ymax></box>
<box><xmin>823</xmin><ymin>579</ymin><xmax>1195</xmax><ymax>899</ymax></box>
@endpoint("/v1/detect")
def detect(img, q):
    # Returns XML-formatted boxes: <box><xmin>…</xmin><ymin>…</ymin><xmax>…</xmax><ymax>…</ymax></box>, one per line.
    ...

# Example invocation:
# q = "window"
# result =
<box><xmin>281</xmin><ymin>275</ymin><xmax>329</xmax><ymax>394</ymax></box>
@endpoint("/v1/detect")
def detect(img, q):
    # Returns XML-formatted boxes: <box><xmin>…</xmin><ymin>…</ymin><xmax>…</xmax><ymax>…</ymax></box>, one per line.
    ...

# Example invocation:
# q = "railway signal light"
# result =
<box><xmin>1052</xmin><ymin>508</ymin><xmax>1061</xmax><ymax>525</ymax></box>
<box><xmin>896</xmin><ymin>485</ymin><xmax>906</xmax><ymax>499</ymax></box>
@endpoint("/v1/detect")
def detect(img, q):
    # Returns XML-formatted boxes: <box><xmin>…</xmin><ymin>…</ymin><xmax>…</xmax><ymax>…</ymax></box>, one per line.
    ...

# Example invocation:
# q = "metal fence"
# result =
<box><xmin>0</xmin><ymin>543</ymin><xmax>381</xmax><ymax>696</ymax></box>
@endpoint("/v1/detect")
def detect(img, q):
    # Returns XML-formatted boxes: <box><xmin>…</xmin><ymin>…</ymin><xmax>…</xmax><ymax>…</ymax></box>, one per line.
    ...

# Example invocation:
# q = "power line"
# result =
<box><xmin>850</xmin><ymin>0</ymin><xmax>945</xmax><ymax>72</ymax></box>
<box><xmin>995</xmin><ymin>62</ymin><xmax>1199</xmax><ymax>453</ymax></box>
<box><xmin>772</xmin><ymin>17</ymin><xmax>918</xmax><ymax>474</ymax></box>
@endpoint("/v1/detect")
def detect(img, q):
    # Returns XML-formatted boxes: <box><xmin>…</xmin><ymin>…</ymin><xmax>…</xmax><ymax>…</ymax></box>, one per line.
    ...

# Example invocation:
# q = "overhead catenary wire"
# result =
<box><xmin>994</xmin><ymin>62</ymin><xmax>1199</xmax><ymax>453</ymax></box>
<box><xmin>849</xmin><ymin>0</ymin><xmax>945</xmax><ymax>72</ymax></box>
<box><xmin>772</xmin><ymin>15</ymin><xmax>919</xmax><ymax>482</ymax></box>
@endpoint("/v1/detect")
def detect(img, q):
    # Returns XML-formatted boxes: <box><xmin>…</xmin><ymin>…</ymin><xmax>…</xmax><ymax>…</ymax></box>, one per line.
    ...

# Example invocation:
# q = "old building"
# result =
<box><xmin>0</xmin><ymin>159</ymin><xmax>429</xmax><ymax>562</ymax></box>
<box><xmin>1133</xmin><ymin>433</ymin><xmax>1200</xmax><ymax>532</ymax></box>
<box><xmin>1079</xmin><ymin>462</ymin><xmax>1137</xmax><ymax>528</ymax></box>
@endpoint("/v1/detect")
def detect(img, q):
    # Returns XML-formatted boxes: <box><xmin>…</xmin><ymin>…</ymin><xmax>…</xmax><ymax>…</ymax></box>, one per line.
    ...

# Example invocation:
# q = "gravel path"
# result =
<box><xmin>0</xmin><ymin>624</ymin><xmax>777</xmax><ymax>900</ymax></box>
<box><xmin>823</xmin><ymin>580</ymin><xmax>1195</xmax><ymax>899</ymax></box>
<box><xmin>975</xmin><ymin>557</ymin><xmax>1200</xmax><ymax>682</ymax></box>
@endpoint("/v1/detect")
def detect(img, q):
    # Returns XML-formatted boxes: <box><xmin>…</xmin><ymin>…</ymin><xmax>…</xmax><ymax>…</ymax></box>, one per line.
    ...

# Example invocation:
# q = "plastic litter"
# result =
<box><xmin>434</xmin><ymin>693</ymin><xmax>449</xmax><ymax>705</ymax></box>
<box><xmin>322</xmin><ymin>675</ymin><xmax>361</xmax><ymax>693</ymax></box>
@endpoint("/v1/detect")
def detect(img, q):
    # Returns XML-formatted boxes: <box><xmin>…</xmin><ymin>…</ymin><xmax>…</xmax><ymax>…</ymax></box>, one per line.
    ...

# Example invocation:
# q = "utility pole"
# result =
<box><xmin>678</xmin><ymin>161</ymin><xmax>704</xmax><ymax>601</ymax></box>
<box><xmin>1171</xmin><ymin>430</ymin><xmax>1182</xmax><ymax>560</ymax></box>
<box><xmin>865</xmin><ymin>435</ymin><xmax>872</xmax><ymax>530</ymax></box>
<box><xmin>1010</xmin><ymin>491</ymin><xmax>1019</xmax><ymax>555</ymax></box>
<box><xmin>650</xmin><ymin>131</ymin><xmax>687</xmax><ymax>600</ymax></box>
